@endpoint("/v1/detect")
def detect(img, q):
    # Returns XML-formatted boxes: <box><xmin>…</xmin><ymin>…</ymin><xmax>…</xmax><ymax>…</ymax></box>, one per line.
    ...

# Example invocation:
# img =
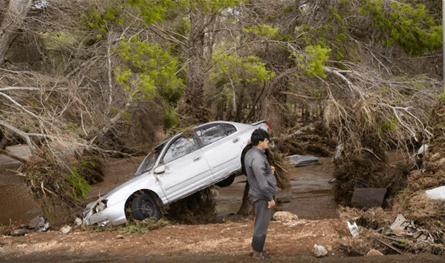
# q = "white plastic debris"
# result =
<box><xmin>36</xmin><ymin>216</ymin><xmax>49</xmax><ymax>233</ymax></box>
<box><xmin>347</xmin><ymin>221</ymin><xmax>359</xmax><ymax>238</ymax></box>
<box><xmin>417</xmin><ymin>144</ymin><xmax>428</xmax><ymax>156</ymax></box>
<box><xmin>425</xmin><ymin>186</ymin><xmax>445</xmax><ymax>201</ymax></box>
<box><xmin>74</xmin><ymin>218</ymin><xmax>83</xmax><ymax>226</ymax></box>
<box><xmin>313</xmin><ymin>244</ymin><xmax>328</xmax><ymax>257</ymax></box>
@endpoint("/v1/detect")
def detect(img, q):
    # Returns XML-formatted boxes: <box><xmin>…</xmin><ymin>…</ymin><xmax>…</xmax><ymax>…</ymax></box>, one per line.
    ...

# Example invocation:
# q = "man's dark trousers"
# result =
<box><xmin>252</xmin><ymin>199</ymin><xmax>271</xmax><ymax>252</ymax></box>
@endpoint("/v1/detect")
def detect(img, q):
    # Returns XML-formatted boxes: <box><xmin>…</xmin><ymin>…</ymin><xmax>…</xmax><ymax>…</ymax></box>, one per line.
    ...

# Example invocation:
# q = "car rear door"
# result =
<box><xmin>158</xmin><ymin>135</ymin><xmax>212</xmax><ymax>202</ymax></box>
<box><xmin>195</xmin><ymin>123</ymin><xmax>241</xmax><ymax>182</ymax></box>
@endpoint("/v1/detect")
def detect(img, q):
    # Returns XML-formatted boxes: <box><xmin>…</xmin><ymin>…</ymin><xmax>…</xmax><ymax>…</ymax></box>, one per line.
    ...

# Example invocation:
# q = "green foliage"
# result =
<box><xmin>389</xmin><ymin>116</ymin><xmax>398</xmax><ymax>131</ymax></box>
<box><xmin>65</xmin><ymin>123</ymin><xmax>79</xmax><ymax>132</ymax></box>
<box><xmin>298</xmin><ymin>45</ymin><xmax>331</xmax><ymax>78</ymax></box>
<box><xmin>67</xmin><ymin>167</ymin><xmax>91</xmax><ymax>199</ymax></box>
<box><xmin>88</xmin><ymin>8</ymin><xmax>122</xmax><ymax>38</ymax></box>
<box><xmin>162</xmin><ymin>104</ymin><xmax>178</xmax><ymax>129</ymax></box>
<box><xmin>130</xmin><ymin>0</ymin><xmax>240</xmax><ymax>24</ymax></box>
<box><xmin>243</xmin><ymin>25</ymin><xmax>278</xmax><ymax>39</ymax></box>
<box><xmin>211</xmin><ymin>50</ymin><xmax>275</xmax><ymax>85</ymax></box>
<box><xmin>128</xmin><ymin>0</ymin><xmax>173</xmax><ymax>24</ymax></box>
<box><xmin>114</xmin><ymin>37</ymin><xmax>184</xmax><ymax>101</ymax></box>
<box><xmin>361</xmin><ymin>0</ymin><xmax>442</xmax><ymax>56</ymax></box>
<box><xmin>82</xmin><ymin>218</ymin><xmax>173</xmax><ymax>233</ymax></box>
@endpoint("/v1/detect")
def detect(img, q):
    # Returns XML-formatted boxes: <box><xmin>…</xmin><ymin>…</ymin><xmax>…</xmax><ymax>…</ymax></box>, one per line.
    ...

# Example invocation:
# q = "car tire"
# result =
<box><xmin>131</xmin><ymin>193</ymin><xmax>161</xmax><ymax>221</ymax></box>
<box><xmin>216</xmin><ymin>174</ymin><xmax>236</xmax><ymax>188</ymax></box>
<box><xmin>241</xmin><ymin>144</ymin><xmax>253</xmax><ymax>175</ymax></box>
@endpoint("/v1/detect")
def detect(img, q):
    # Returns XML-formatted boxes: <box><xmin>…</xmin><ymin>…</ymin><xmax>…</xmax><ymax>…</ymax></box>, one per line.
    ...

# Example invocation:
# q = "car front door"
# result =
<box><xmin>158</xmin><ymin>135</ymin><xmax>212</xmax><ymax>202</ymax></box>
<box><xmin>195</xmin><ymin>123</ymin><xmax>240</xmax><ymax>182</ymax></box>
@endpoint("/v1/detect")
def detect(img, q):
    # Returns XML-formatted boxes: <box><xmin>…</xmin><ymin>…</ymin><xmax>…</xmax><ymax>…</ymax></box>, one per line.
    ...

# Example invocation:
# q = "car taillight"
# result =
<box><xmin>265</xmin><ymin>121</ymin><xmax>272</xmax><ymax>130</ymax></box>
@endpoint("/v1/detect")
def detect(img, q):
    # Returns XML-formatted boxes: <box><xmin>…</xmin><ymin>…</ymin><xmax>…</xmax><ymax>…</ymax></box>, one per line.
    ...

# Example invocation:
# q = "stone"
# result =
<box><xmin>12</xmin><ymin>228</ymin><xmax>30</xmax><ymax>236</ymax></box>
<box><xmin>28</xmin><ymin>216</ymin><xmax>41</xmax><ymax>229</ymax></box>
<box><xmin>116</xmin><ymin>235</ymin><xmax>124</xmax><ymax>239</ymax></box>
<box><xmin>366</xmin><ymin>249</ymin><xmax>383</xmax><ymax>256</ymax></box>
<box><xmin>313</xmin><ymin>244</ymin><xmax>328</xmax><ymax>258</ymax></box>
<box><xmin>272</xmin><ymin>211</ymin><xmax>298</xmax><ymax>223</ymax></box>
<box><xmin>60</xmin><ymin>225</ymin><xmax>71</xmax><ymax>234</ymax></box>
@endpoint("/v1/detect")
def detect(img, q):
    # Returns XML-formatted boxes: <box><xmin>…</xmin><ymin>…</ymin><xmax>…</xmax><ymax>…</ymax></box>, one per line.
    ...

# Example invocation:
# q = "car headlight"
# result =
<box><xmin>95</xmin><ymin>200</ymin><xmax>107</xmax><ymax>213</ymax></box>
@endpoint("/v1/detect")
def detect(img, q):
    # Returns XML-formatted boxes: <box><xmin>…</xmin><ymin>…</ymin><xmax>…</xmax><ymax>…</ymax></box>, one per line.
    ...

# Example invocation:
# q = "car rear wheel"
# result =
<box><xmin>131</xmin><ymin>193</ymin><xmax>161</xmax><ymax>221</ymax></box>
<box><xmin>216</xmin><ymin>174</ymin><xmax>235</xmax><ymax>188</ymax></box>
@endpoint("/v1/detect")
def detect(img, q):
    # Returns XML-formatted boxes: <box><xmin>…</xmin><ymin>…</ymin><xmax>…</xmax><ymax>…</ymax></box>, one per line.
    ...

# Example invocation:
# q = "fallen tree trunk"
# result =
<box><xmin>0</xmin><ymin>148</ymin><xmax>27</xmax><ymax>163</ymax></box>
<box><xmin>0</xmin><ymin>119</ymin><xmax>37</xmax><ymax>155</ymax></box>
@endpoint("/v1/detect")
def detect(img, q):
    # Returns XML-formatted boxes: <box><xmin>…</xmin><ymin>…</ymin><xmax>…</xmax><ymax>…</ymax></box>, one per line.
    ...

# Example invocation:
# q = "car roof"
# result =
<box><xmin>154</xmin><ymin>121</ymin><xmax>246</xmax><ymax>150</ymax></box>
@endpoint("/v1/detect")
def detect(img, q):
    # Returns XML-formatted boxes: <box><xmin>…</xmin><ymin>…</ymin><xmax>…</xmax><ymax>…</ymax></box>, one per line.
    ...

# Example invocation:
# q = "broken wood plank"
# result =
<box><xmin>375</xmin><ymin>237</ymin><xmax>403</xmax><ymax>254</ymax></box>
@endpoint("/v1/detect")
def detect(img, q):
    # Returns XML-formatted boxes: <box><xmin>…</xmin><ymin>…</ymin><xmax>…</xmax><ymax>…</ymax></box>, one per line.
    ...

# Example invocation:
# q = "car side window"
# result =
<box><xmin>162</xmin><ymin>137</ymin><xmax>199</xmax><ymax>164</ymax></box>
<box><xmin>195</xmin><ymin>123</ymin><xmax>237</xmax><ymax>147</ymax></box>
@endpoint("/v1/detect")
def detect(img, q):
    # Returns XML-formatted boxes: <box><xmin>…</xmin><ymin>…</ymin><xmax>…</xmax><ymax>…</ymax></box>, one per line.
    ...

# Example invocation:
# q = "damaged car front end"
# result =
<box><xmin>83</xmin><ymin>167</ymin><xmax>167</xmax><ymax>226</ymax></box>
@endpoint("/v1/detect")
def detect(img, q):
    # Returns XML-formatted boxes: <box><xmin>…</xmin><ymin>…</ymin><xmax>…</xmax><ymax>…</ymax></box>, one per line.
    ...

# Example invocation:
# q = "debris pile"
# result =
<box><xmin>274</xmin><ymin>122</ymin><xmax>336</xmax><ymax>158</ymax></box>
<box><xmin>338</xmin><ymin>101</ymin><xmax>445</xmax><ymax>257</ymax></box>
<box><xmin>339</xmin><ymin>207</ymin><xmax>444</xmax><ymax>255</ymax></box>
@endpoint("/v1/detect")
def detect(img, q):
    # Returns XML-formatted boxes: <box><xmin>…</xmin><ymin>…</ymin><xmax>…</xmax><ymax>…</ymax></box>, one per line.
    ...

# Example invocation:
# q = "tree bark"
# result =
<box><xmin>237</xmin><ymin>181</ymin><xmax>252</xmax><ymax>215</ymax></box>
<box><xmin>183</xmin><ymin>7</ymin><xmax>207</xmax><ymax>121</ymax></box>
<box><xmin>0</xmin><ymin>0</ymin><xmax>33</xmax><ymax>66</ymax></box>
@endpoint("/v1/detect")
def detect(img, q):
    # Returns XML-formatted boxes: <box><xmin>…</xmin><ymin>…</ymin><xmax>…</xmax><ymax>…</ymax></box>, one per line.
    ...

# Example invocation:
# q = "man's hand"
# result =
<box><xmin>268</xmin><ymin>200</ymin><xmax>276</xmax><ymax>209</ymax></box>
<box><xmin>271</xmin><ymin>166</ymin><xmax>275</xmax><ymax>174</ymax></box>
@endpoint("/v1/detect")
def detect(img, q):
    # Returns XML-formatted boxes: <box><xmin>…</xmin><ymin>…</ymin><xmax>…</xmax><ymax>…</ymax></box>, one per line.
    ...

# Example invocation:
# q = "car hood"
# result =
<box><xmin>86</xmin><ymin>171</ymin><xmax>155</xmax><ymax>209</ymax></box>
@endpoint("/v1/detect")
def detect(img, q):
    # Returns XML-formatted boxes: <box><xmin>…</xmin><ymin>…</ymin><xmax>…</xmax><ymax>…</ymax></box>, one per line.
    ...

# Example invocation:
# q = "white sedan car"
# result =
<box><xmin>83</xmin><ymin>120</ymin><xmax>271</xmax><ymax>226</ymax></box>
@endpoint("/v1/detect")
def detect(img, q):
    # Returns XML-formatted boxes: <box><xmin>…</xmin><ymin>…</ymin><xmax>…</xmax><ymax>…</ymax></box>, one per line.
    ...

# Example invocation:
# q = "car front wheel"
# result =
<box><xmin>131</xmin><ymin>193</ymin><xmax>161</xmax><ymax>221</ymax></box>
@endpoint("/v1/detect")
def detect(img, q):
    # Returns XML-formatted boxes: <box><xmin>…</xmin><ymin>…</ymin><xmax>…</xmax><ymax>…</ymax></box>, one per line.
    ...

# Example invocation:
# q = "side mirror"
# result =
<box><xmin>154</xmin><ymin>165</ymin><xmax>165</xmax><ymax>174</ymax></box>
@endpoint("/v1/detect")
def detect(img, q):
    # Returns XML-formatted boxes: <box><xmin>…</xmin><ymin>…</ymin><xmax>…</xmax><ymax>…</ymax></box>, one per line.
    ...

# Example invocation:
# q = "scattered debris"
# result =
<box><xmin>347</xmin><ymin>221</ymin><xmax>359</xmax><ymax>238</ymax></box>
<box><xmin>35</xmin><ymin>216</ymin><xmax>49</xmax><ymax>233</ymax></box>
<box><xmin>425</xmin><ymin>186</ymin><xmax>445</xmax><ymax>201</ymax></box>
<box><xmin>386</xmin><ymin>214</ymin><xmax>435</xmax><ymax>243</ymax></box>
<box><xmin>60</xmin><ymin>225</ymin><xmax>72</xmax><ymax>234</ymax></box>
<box><xmin>313</xmin><ymin>244</ymin><xmax>327</xmax><ymax>257</ymax></box>
<box><xmin>351</xmin><ymin>188</ymin><xmax>387</xmax><ymax>209</ymax></box>
<box><xmin>366</xmin><ymin>249</ymin><xmax>383</xmax><ymax>256</ymax></box>
<box><xmin>286</xmin><ymin>155</ymin><xmax>319</xmax><ymax>167</ymax></box>
<box><xmin>417</xmin><ymin>144</ymin><xmax>429</xmax><ymax>157</ymax></box>
<box><xmin>74</xmin><ymin>218</ymin><xmax>83</xmax><ymax>226</ymax></box>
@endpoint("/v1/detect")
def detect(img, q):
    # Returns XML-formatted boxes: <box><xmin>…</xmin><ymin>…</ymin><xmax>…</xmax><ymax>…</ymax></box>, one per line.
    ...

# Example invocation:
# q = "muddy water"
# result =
<box><xmin>216</xmin><ymin>157</ymin><xmax>339</xmax><ymax>219</ymax></box>
<box><xmin>0</xmin><ymin>155</ymin><xmax>338</xmax><ymax>225</ymax></box>
<box><xmin>0</xmin><ymin>164</ymin><xmax>40</xmax><ymax>225</ymax></box>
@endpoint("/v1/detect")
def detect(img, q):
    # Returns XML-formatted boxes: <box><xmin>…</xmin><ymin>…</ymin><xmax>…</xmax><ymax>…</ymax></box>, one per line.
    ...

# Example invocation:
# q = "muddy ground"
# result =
<box><xmin>0</xmin><ymin>154</ymin><xmax>443</xmax><ymax>262</ymax></box>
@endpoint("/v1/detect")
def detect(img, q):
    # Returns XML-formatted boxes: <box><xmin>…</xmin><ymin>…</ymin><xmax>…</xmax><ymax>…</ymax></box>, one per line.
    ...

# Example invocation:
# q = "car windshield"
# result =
<box><xmin>134</xmin><ymin>147</ymin><xmax>162</xmax><ymax>177</ymax></box>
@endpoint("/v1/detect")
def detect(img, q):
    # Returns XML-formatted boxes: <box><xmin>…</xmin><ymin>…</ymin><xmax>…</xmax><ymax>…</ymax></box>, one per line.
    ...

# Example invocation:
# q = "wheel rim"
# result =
<box><xmin>141</xmin><ymin>199</ymin><xmax>154</xmax><ymax>217</ymax></box>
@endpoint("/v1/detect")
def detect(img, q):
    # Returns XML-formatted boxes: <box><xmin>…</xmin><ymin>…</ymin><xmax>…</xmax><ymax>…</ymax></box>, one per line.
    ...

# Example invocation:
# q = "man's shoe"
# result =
<box><xmin>252</xmin><ymin>251</ymin><xmax>270</xmax><ymax>260</ymax></box>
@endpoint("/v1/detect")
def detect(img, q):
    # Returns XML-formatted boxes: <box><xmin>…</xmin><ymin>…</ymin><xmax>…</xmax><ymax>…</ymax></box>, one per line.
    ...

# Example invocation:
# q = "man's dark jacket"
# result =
<box><xmin>244</xmin><ymin>147</ymin><xmax>277</xmax><ymax>202</ymax></box>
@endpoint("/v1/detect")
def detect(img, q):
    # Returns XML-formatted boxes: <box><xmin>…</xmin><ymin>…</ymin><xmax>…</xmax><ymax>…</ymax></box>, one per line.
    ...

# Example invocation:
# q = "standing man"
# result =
<box><xmin>244</xmin><ymin>128</ymin><xmax>277</xmax><ymax>260</ymax></box>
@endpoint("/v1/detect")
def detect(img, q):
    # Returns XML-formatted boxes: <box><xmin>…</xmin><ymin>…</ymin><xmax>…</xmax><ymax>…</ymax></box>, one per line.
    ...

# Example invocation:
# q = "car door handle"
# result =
<box><xmin>193</xmin><ymin>157</ymin><xmax>201</xmax><ymax>162</ymax></box>
<box><xmin>232</xmin><ymin>138</ymin><xmax>239</xmax><ymax>143</ymax></box>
